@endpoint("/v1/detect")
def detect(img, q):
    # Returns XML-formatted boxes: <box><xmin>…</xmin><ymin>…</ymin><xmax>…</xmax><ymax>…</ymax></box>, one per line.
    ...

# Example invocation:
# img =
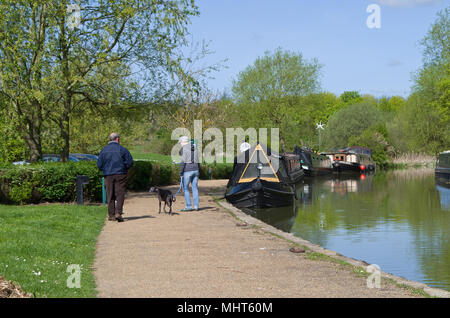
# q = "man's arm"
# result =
<box><xmin>97</xmin><ymin>151</ymin><xmax>104</xmax><ymax>170</ymax></box>
<box><xmin>123</xmin><ymin>147</ymin><xmax>134</xmax><ymax>170</ymax></box>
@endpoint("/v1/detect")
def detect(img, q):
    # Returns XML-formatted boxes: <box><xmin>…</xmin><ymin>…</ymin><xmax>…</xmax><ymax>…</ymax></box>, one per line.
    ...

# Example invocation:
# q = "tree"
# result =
<box><xmin>322</xmin><ymin>102</ymin><xmax>384</xmax><ymax>150</ymax></box>
<box><xmin>0</xmin><ymin>0</ymin><xmax>200</xmax><ymax>162</ymax></box>
<box><xmin>232</xmin><ymin>47</ymin><xmax>322</xmax><ymax>151</ymax></box>
<box><xmin>406</xmin><ymin>7</ymin><xmax>450</xmax><ymax>153</ymax></box>
<box><xmin>339</xmin><ymin>91</ymin><xmax>362</xmax><ymax>105</ymax></box>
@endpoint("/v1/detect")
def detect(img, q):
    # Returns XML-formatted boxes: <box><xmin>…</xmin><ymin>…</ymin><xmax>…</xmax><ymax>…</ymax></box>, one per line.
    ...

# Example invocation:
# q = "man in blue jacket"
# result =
<box><xmin>97</xmin><ymin>133</ymin><xmax>133</xmax><ymax>222</ymax></box>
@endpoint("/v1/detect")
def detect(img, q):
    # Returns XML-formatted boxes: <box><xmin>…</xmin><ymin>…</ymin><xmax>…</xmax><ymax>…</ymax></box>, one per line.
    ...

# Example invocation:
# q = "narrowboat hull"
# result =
<box><xmin>435</xmin><ymin>167</ymin><xmax>450</xmax><ymax>185</ymax></box>
<box><xmin>303</xmin><ymin>166</ymin><xmax>333</xmax><ymax>177</ymax></box>
<box><xmin>332</xmin><ymin>161</ymin><xmax>375</xmax><ymax>174</ymax></box>
<box><xmin>225</xmin><ymin>178</ymin><xmax>295</xmax><ymax>208</ymax></box>
<box><xmin>288</xmin><ymin>168</ymin><xmax>305</xmax><ymax>183</ymax></box>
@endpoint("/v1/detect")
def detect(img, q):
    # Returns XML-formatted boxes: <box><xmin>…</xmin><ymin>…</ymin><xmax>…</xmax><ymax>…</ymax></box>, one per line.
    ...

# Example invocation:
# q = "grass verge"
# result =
<box><xmin>0</xmin><ymin>204</ymin><xmax>106</xmax><ymax>297</ymax></box>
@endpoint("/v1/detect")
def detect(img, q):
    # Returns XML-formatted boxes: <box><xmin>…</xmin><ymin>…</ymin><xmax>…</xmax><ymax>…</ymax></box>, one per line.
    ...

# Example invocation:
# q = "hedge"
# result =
<box><xmin>0</xmin><ymin>161</ymin><xmax>233</xmax><ymax>204</ymax></box>
<box><xmin>0</xmin><ymin>162</ymin><xmax>103</xmax><ymax>204</ymax></box>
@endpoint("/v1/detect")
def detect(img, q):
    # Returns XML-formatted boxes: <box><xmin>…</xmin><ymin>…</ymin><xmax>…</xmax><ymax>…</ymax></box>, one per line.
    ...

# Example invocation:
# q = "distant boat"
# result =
<box><xmin>293</xmin><ymin>145</ymin><xmax>333</xmax><ymax>176</ymax></box>
<box><xmin>225</xmin><ymin>143</ymin><xmax>303</xmax><ymax>208</ymax></box>
<box><xmin>435</xmin><ymin>151</ymin><xmax>450</xmax><ymax>185</ymax></box>
<box><xmin>322</xmin><ymin>146</ymin><xmax>375</xmax><ymax>174</ymax></box>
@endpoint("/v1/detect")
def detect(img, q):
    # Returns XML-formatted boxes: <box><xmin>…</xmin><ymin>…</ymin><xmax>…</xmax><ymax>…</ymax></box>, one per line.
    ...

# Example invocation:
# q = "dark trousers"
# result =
<box><xmin>104</xmin><ymin>174</ymin><xmax>127</xmax><ymax>218</ymax></box>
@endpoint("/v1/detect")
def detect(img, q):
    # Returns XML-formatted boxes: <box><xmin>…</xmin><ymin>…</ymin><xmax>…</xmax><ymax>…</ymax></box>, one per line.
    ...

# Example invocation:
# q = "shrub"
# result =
<box><xmin>126</xmin><ymin>161</ymin><xmax>153</xmax><ymax>191</ymax></box>
<box><xmin>0</xmin><ymin>162</ymin><xmax>103</xmax><ymax>204</ymax></box>
<box><xmin>0</xmin><ymin>160</ymin><xmax>233</xmax><ymax>204</ymax></box>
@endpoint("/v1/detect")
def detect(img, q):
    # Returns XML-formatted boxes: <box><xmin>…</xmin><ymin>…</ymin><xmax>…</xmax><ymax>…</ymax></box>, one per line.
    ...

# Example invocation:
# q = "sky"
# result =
<box><xmin>185</xmin><ymin>0</ymin><xmax>448</xmax><ymax>98</ymax></box>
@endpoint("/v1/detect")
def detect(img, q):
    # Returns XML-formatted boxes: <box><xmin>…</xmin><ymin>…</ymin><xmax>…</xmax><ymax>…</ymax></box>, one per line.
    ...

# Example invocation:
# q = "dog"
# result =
<box><xmin>149</xmin><ymin>187</ymin><xmax>176</xmax><ymax>214</ymax></box>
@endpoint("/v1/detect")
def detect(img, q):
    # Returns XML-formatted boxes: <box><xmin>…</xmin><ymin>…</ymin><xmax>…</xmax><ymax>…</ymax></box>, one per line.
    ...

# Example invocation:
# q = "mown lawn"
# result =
<box><xmin>0</xmin><ymin>204</ymin><xmax>106</xmax><ymax>297</ymax></box>
<box><xmin>130</xmin><ymin>146</ymin><xmax>175</xmax><ymax>164</ymax></box>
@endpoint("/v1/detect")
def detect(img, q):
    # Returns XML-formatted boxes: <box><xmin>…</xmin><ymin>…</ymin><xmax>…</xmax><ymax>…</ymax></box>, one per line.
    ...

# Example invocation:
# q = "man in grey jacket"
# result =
<box><xmin>178</xmin><ymin>136</ymin><xmax>200</xmax><ymax>211</ymax></box>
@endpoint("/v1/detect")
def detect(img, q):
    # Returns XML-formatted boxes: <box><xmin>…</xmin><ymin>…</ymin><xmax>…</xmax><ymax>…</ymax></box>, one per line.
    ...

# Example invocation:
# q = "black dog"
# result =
<box><xmin>149</xmin><ymin>187</ymin><xmax>176</xmax><ymax>214</ymax></box>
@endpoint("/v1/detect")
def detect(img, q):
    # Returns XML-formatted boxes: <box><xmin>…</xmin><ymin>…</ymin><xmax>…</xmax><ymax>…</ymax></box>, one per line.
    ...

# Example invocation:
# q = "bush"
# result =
<box><xmin>200</xmin><ymin>163</ymin><xmax>234</xmax><ymax>180</ymax></box>
<box><xmin>0</xmin><ymin>162</ymin><xmax>103</xmax><ymax>204</ymax></box>
<box><xmin>126</xmin><ymin>161</ymin><xmax>153</xmax><ymax>191</ymax></box>
<box><xmin>0</xmin><ymin>160</ymin><xmax>234</xmax><ymax>204</ymax></box>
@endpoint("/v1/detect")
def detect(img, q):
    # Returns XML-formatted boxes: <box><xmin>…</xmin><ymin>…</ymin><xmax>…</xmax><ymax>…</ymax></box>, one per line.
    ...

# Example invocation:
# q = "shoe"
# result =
<box><xmin>194</xmin><ymin>208</ymin><xmax>199</xmax><ymax>211</ymax></box>
<box><xmin>108</xmin><ymin>217</ymin><xmax>116</xmax><ymax>221</ymax></box>
<box><xmin>181</xmin><ymin>208</ymin><xmax>192</xmax><ymax>212</ymax></box>
<box><xmin>115</xmin><ymin>215</ymin><xmax>124</xmax><ymax>222</ymax></box>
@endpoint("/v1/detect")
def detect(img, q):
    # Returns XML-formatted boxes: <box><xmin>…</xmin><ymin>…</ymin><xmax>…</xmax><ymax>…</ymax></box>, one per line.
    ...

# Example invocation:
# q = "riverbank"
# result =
<box><xmin>93</xmin><ymin>180</ymin><xmax>449</xmax><ymax>298</ymax></box>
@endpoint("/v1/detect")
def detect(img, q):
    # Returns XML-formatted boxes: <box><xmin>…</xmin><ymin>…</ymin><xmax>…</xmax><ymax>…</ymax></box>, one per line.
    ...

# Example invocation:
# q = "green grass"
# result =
<box><xmin>130</xmin><ymin>146</ymin><xmax>235</xmax><ymax>165</ymax></box>
<box><xmin>130</xmin><ymin>150</ymin><xmax>175</xmax><ymax>164</ymax></box>
<box><xmin>0</xmin><ymin>204</ymin><xmax>106</xmax><ymax>297</ymax></box>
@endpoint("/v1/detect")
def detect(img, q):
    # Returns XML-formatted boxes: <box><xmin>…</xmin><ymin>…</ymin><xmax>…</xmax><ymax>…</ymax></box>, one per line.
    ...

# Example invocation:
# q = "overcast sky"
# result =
<box><xmin>186</xmin><ymin>0</ymin><xmax>448</xmax><ymax>98</ymax></box>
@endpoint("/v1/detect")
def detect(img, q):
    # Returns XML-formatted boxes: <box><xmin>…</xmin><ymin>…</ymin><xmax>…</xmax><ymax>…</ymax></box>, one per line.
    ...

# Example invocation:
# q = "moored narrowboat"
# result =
<box><xmin>225</xmin><ymin>143</ymin><xmax>303</xmax><ymax>208</ymax></box>
<box><xmin>293</xmin><ymin>145</ymin><xmax>333</xmax><ymax>176</ymax></box>
<box><xmin>435</xmin><ymin>151</ymin><xmax>450</xmax><ymax>185</ymax></box>
<box><xmin>322</xmin><ymin>146</ymin><xmax>375</xmax><ymax>174</ymax></box>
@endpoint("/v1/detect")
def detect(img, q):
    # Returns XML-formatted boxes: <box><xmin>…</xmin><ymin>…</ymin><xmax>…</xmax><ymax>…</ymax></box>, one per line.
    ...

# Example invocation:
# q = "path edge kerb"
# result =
<box><xmin>216</xmin><ymin>199</ymin><xmax>450</xmax><ymax>298</ymax></box>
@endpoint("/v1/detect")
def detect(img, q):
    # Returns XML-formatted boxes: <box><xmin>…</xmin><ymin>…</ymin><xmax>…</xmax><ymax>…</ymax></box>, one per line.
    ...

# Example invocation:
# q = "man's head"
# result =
<box><xmin>178</xmin><ymin>136</ymin><xmax>190</xmax><ymax>146</ymax></box>
<box><xmin>109</xmin><ymin>132</ymin><xmax>120</xmax><ymax>143</ymax></box>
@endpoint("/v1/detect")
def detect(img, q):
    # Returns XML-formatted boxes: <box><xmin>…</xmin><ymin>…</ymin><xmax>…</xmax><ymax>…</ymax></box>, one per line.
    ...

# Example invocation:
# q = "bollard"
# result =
<box><xmin>101</xmin><ymin>177</ymin><xmax>107</xmax><ymax>205</ymax></box>
<box><xmin>76</xmin><ymin>175</ymin><xmax>90</xmax><ymax>205</ymax></box>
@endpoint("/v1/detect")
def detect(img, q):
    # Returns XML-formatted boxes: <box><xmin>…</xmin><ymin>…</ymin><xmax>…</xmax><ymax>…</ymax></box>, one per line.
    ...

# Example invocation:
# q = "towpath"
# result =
<box><xmin>93</xmin><ymin>180</ymin><xmax>424</xmax><ymax>298</ymax></box>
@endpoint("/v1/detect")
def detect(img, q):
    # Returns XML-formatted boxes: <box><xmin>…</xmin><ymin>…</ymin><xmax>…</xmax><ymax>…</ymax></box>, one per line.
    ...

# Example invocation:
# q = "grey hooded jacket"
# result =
<box><xmin>179</xmin><ymin>143</ymin><xmax>200</xmax><ymax>176</ymax></box>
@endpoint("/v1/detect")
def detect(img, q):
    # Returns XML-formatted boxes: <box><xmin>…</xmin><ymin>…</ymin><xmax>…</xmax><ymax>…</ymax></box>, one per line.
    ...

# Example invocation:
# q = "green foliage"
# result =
<box><xmin>402</xmin><ymin>7</ymin><xmax>450</xmax><ymax>154</ymax></box>
<box><xmin>349</xmin><ymin>125</ymin><xmax>392</xmax><ymax>165</ymax></box>
<box><xmin>0</xmin><ymin>162</ymin><xmax>103</xmax><ymax>204</ymax></box>
<box><xmin>378</xmin><ymin>96</ymin><xmax>406</xmax><ymax>114</ymax></box>
<box><xmin>232</xmin><ymin>47</ymin><xmax>322</xmax><ymax>103</ymax></box>
<box><xmin>200</xmin><ymin>163</ymin><xmax>234</xmax><ymax>180</ymax></box>
<box><xmin>395</xmin><ymin>93</ymin><xmax>447</xmax><ymax>154</ymax></box>
<box><xmin>323</xmin><ymin>102</ymin><xmax>384</xmax><ymax>150</ymax></box>
<box><xmin>0</xmin><ymin>0</ymin><xmax>200</xmax><ymax>162</ymax></box>
<box><xmin>0</xmin><ymin>111</ymin><xmax>28</xmax><ymax>163</ymax></box>
<box><xmin>126</xmin><ymin>161</ymin><xmax>154</xmax><ymax>191</ymax></box>
<box><xmin>339</xmin><ymin>91</ymin><xmax>363</xmax><ymax>105</ymax></box>
<box><xmin>232</xmin><ymin>48</ymin><xmax>323</xmax><ymax>151</ymax></box>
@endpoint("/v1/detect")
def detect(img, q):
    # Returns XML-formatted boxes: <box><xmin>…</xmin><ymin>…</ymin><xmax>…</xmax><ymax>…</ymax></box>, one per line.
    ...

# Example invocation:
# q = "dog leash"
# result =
<box><xmin>174</xmin><ymin>177</ymin><xmax>183</xmax><ymax>198</ymax></box>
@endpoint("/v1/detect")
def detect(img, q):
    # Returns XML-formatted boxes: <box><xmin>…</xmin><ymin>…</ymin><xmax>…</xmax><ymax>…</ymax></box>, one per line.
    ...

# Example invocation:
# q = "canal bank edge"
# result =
<box><xmin>213</xmin><ymin>193</ymin><xmax>450</xmax><ymax>298</ymax></box>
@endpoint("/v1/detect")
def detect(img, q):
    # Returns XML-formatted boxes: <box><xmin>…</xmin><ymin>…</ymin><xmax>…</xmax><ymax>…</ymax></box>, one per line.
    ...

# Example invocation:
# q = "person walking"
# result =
<box><xmin>97</xmin><ymin>133</ymin><xmax>134</xmax><ymax>222</ymax></box>
<box><xmin>178</xmin><ymin>136</ymin><xmax>200</xmax><ymax>211</ymax></box>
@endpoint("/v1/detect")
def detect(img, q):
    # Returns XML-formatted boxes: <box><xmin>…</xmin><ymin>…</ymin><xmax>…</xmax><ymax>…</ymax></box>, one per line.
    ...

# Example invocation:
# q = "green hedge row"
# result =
<box><xmin>0</xmin><ymin>162</ymin><xmax>103</xmax><ymax>204</ymax></box>
<box><xmin>0</xmin><ymin>161</ymin><xmax>233</xmax><ymax>204</ymax></box>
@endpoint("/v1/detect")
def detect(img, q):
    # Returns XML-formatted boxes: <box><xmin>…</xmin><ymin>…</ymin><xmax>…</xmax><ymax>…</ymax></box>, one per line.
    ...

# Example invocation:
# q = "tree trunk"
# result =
<box><xmin>24</xmin><ymin>132</ymin><xmax>42</xmax><ymax>163</ymax></box>
<box><xmin>60</xmin><ymin>107</ymin><xmax>70</xmax><ymax>162</ymax></box>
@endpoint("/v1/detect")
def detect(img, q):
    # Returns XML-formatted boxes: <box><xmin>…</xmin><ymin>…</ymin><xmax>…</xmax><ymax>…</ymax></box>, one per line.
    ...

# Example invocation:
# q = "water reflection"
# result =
<box><xmin>244</xmin><ymin>170</ymin><xmax>450</xmax><ymax>291</ymax></box>
<box><xmin>436</xmin><ymin>182</ymin><xmax>450</xmax><ymax>211</ymax></box>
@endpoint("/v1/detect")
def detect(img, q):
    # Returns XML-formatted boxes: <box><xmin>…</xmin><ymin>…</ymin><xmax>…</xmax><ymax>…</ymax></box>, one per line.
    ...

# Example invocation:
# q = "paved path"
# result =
<box><xmin>93</xmin><ymin>180</ymin><xmax>420</xmax><ymax>298</ymax></box>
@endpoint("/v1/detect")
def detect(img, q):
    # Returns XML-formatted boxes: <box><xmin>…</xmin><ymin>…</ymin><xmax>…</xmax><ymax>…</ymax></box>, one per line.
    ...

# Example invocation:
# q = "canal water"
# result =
<box><xmin>242</xmin><ymin>169</ymin><xmax>450</xmax><ymax>292</ymax></box>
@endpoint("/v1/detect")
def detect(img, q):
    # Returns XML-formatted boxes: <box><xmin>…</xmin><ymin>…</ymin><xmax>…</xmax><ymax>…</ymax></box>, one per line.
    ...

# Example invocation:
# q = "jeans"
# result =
<box><xmin>182</xmin><ymin>170</ymin><xmax>199</xmax><ymax>209</ymax></box>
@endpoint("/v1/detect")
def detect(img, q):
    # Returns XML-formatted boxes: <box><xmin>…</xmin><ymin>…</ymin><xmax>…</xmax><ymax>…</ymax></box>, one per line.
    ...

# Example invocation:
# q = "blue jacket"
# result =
<box><xmin>97</xmin><ymin>141</ymin><xmax>134</xmax><ymax>176</ymax></box>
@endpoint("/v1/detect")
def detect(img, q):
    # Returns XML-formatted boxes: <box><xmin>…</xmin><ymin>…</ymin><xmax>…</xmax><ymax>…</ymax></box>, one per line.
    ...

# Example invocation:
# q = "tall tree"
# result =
<box><xmin>232</xmin><ymin>48</ymin><xmax>322</xmax><ymax>152</ymax></box>
<box><xmin>407</xmin><ymin>6</ymin><xmax>450</xmax><ymax>153</ymax></box>
<box><xmin>0</xmin><ymin>0</ymin><xmax>200</xmax><ymax>162</ymax></box>
<box><xmin>0</xmin><ymin>1</ymin><xmax>52</xmax><ymax>161</ymax></box>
